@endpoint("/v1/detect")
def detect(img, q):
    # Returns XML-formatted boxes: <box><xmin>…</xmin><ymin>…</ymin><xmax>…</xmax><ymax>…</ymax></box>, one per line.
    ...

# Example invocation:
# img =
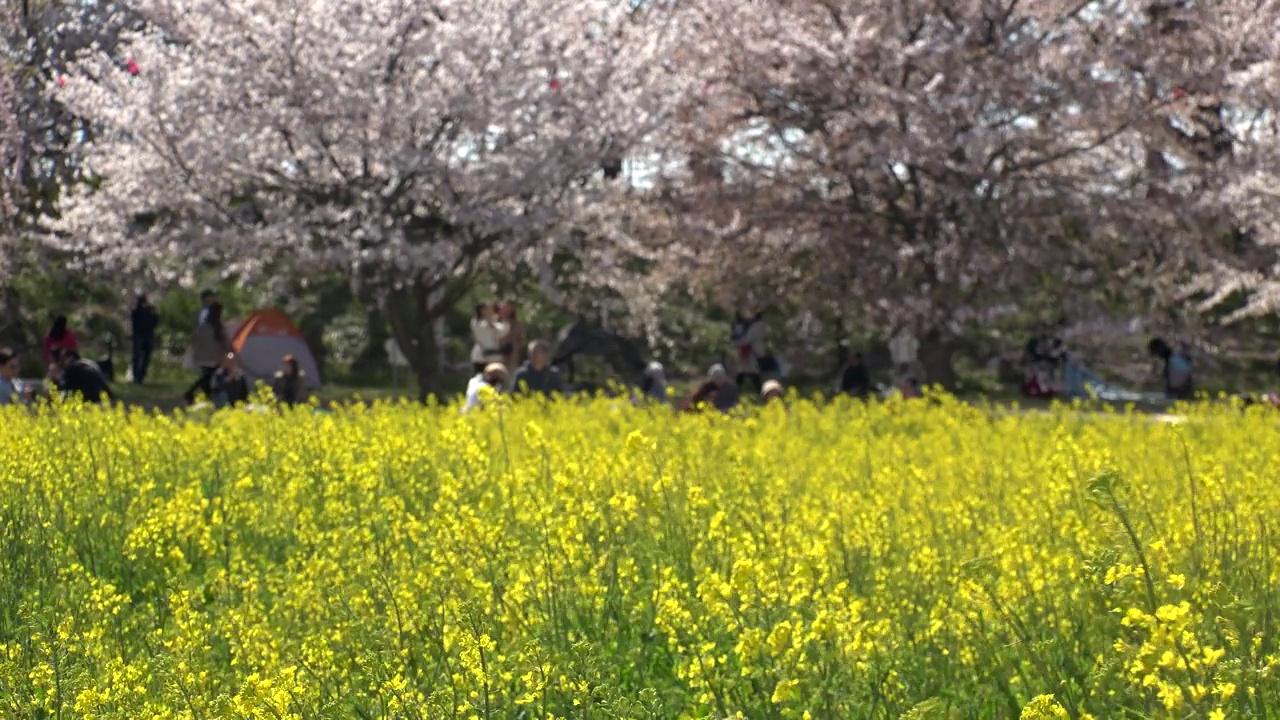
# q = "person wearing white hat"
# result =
<box><xmin>463</xmin><ymin>362</ymin><xmax>510</xmax><ymax>414</ymax></box>
<box><xmin>639</xmin><ymin>361</ymin><xmax>668</xmax><ymax>403</ymax></box>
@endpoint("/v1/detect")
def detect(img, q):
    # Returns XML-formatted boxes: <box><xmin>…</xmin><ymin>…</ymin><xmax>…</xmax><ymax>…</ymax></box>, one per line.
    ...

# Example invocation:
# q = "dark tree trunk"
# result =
<box><xmin>919</xmin><ymin>330</ymin><xmax>959</xmax><ymax>390</ymax></box>
<box><xmin>353</xmin><ymin>306</ymin><xmax>391</xmax><ymax>373</ymax></box>
<box><xmin>384</xmin><ymin>273</ymin><xmax>466</xmax><ymax>403</ymax></box>
<box><xmin>404</xmin><ymin>324</ymin><xmax>442</xmax><ymax>402</ymax></box>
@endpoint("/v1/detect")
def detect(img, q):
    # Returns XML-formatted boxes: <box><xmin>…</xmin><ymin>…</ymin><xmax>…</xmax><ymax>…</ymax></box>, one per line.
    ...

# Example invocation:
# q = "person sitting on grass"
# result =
<box><xmin>635</xmin><ymin>362</ymin><xmax>668</xmax><ymax>405</ymax></box>
<box><xmin>510</xmin><ymin>340</ymin><xmax>562</xmax><ymax>397</ymax></box>
<box><xmin>213</xmin><ymin>353</ymin><xmax>251</xmax><ymax>408</ymax></box>
<box><xmin>42</xmin><ymin>315</ymin><xmax>79</xmax><ymax>367</ymax></box>
<box><xmin>0</xmin><ymin>347</ymin><xmax>30</xmax><ymax>406</ymax></box>
<box><xmin>49</xmin><ymin>348</ymin><xmax>115</xmax><ymax>405</ymax></box>
<box><xmin>271</xmin><ymin>354</ymin><xmax>307</xmax><ymax>407</ymax></box>
<box><xmin>1148</xmin><ymin>337</ymin><xmax>1194</xmax><ymax>400</ymax></box>
<box><xmin>463</xmin><ymin>362</ymin><xmax>509</xmax><ymax>414</ymax></box>
<box><xmin>840</xmin><ymin>352</ymin><xmax>871</xmax><ymax>399</ymax></box>
<box><xmin>707</xmin><ymin>364</ymin><xmax>740</xmax><ymax>412</ymax></box>
<box><xmin>679</xmin><ymin>379</ymin><xmax>720</xmax><ymax>414</ymax></box>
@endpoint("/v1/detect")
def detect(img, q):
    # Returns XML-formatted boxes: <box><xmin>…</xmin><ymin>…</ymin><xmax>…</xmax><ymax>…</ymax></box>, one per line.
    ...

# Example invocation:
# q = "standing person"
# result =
<box><xmin>729</xmin><ymin>306</ymin><xmax>768</xmax><ymax>392</ymax></box>
<box><xmin>184</xmin><ymin>302</ymin><xmax>230</xmax><ymax>405</ymax></box>
<box><xmin>42</xmin><ymin>315</ymin><xmax>79</xmax><ymax>366</ymax></box>
<box><xmin>511</xmin><ymin>340</ymin><xmax>563</xmax><ymax>397</ymax></box>
<box><xmin>1149</xmin><ymin>337</ymin><xmax>1194</xmax><ymax>400</ymax></box>
<box><xmin>48</xmin><ymin>349</ymin><xmax>115</xmax><ymax>404</ymax></box>
<box><xmin>130</xmin><ymin>294</ymin><xmax>160</xmax><ymax>384</ymax></box>
<box><xmin>840</xmin><ymin>352</ymin><xmax>871</xmax><ymax>399</ymax></box>
<box><xmin>498</xmin><ymin>300</ymin><xmax>526</xmax><ymax>372</ymax></box>
<box><xmin>469</xmin><ymin>303</ymin><xmax>508</xmax><ymax>374</ymax></box>
<box><xmin>0</xmin><ymin>347</ymin><xmax>25</xmax><ymax>406</ymax></box>
<box><xmin>889</xmin><ymin>325</ymin><xmax>922</xmax><ymax>391</ymax></box>
<box><xmin>197</xmin><ymin>289</ymin><xmax>217</xmax><ymax>326</ymax></box>
<box><xmin>271</xmin><ymin>354</ymin><xmax>307</xmax><ymax>406</ymax></box>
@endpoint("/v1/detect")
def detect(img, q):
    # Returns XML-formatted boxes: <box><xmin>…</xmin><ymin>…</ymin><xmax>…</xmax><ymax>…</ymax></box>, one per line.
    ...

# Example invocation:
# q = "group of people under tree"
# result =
<box><xmin>0</xmin><ymin>289</ymin><xmax>308</xmax><ymax>409</ymax></box>
<box><xmin>462</xmin><ymin>300</ymin><xmax>793</xmax><ymax>414</ymax></box>
<box><xmin>469</xmin><ymin>300</ymin><xmax>525</xmax><ymax>374</ymax></box>
<box><xmin>186</xmin><ymin>290</ymin><xmax>307</xmax><ymax>408</ymax></box>
<box><xmin>0</xmin><ymin>281</ymin><xmax>1244</xmax><ymax>410</ymax></box>
<box><xmin>0</xmin><ymin>344</ymin><xmax>114</xmax><ymax>406</ymax></box>
<box><xmin>1020</xmin><ymin>320</ymin><xmax>1197</xmax><ymax>401</ymax></box>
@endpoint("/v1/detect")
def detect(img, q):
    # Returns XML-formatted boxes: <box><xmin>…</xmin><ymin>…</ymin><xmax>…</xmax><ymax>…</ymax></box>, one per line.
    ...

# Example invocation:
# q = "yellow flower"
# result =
<box><xmin>0</xmin><ymin>393</ymin><xmax>1273</xmax><ymax>718</ymax></box>
<box><xmin>1020</xmin><ymin>694</ymin><xmax>1069</xmax><ymax>719</ymax></box>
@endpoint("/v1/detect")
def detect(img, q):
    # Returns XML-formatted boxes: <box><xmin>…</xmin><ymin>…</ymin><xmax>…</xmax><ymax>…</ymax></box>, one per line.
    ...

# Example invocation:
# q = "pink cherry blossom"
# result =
<box><xmin>649</xmin><ymin>0</ymin><xmax>1280</xmax><ymax>380</ymax></box>
<box><xmin>52</xmin><ymin>0</ymin><xmax>703</xmax><ymax>393</ymax></box>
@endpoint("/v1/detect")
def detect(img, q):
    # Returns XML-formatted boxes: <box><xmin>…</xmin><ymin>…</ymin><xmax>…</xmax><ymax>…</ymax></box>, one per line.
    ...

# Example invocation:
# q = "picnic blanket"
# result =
<box><xmin>1063</xmin><ymin>360</ymin><xmax>1168</xmax><ymax>404</ymax></box>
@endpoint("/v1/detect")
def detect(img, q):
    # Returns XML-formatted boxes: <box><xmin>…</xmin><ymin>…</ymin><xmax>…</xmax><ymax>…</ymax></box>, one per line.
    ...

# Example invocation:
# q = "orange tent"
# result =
<box><xmin>230</xmin><ymin>308</ymin><xmax>322</xmax><ymax>389</ymax></box>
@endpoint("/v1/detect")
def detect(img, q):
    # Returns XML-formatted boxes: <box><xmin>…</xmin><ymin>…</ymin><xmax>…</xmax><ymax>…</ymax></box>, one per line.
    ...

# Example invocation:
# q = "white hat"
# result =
<box><xmin>708</xmin><ymin>363</ymin><xmax>728</xmax><ymax>379</ymax></box>
<box><xmin>646</xmin><ymin>361</ymin><xmax>665</xmax><ymax>376</ymax></box>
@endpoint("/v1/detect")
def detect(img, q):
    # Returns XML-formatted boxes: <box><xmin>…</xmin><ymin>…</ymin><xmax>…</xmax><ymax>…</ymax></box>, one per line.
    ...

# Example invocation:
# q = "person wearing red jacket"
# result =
<box><xmin>42</xmin><ymin>316</ymin><xmax>79</xmax><ymax>367</ymax></box>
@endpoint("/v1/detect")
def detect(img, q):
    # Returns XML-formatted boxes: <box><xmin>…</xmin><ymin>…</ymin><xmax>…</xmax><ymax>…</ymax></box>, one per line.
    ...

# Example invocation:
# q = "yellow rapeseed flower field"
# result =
<box><xmin>1</xmin><ymin>394</ymin><xmax>1278</xmax><ymax>719</ymax></box>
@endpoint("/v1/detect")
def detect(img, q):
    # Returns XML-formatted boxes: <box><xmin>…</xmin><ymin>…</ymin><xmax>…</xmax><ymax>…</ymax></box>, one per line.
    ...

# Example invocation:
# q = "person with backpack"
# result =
<box><xmin>1149</xmin><ymin>337</ymin><xmax>1194</xmax><ymax>400</ymax></box>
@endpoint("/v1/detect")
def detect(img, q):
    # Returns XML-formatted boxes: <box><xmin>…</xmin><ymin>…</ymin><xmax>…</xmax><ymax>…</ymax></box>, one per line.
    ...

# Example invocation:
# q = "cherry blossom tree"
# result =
<box><xmin>0</xmin><ymin>76</ymin><xmax>17</xmax><ymax>242</ymax></box>
<box><xmin>1177</xmin><ymin>3</ymin><xmax>1280</xmax><ymax>322</ymax></box>
<box><xmin>53</xmin><ymin>0</ymin><xmax>697</xmax><ymax>395</ymax></box>
<box><xmin>1</xmin><ymin>1</ymin><xmax>25</xmax><ymax>238</ymax></box>
<box><xmin>660</xmin><ymin>0</ymin><xmax>1277</xmax><ymax>385</ymax></box>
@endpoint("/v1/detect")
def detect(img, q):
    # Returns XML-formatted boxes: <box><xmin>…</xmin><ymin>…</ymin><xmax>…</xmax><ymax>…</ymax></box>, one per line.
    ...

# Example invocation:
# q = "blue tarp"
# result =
<box><xmin>1062</xmin><ymin>360</ymin><xmax>1168</xmax><ymax>403</ymax></box>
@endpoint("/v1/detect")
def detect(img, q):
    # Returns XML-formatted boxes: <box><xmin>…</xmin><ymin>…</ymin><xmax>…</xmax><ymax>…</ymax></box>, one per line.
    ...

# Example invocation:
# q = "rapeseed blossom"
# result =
<box><xmin>0</xmin><ymin>395</ymin><xmax>1276</xmax><ymax>717</ymax></box>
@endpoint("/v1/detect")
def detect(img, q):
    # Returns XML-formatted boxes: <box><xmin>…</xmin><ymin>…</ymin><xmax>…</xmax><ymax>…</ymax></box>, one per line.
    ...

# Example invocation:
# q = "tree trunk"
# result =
<box><xmin>919</xmin><ymin>330</ymin><xmax>959</xmax><ymax>390</ymax></box>
<box><xmin>407</xmin><ymin>324</ymin><xmax>442</xmax><ymax>402</ymax></box>
<box><xmin>384</xmin><ymin>275</ymin><xmax>458</xmax><ymax>403</ymax></box>
<box><xmin>353</xmin><ymin>305</ymin><xmax>391</xmax><ymax>373</ymax></box>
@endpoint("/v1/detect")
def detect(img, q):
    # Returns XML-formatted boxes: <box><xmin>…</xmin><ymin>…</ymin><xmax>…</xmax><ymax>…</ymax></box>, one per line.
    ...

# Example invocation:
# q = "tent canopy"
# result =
<box><xmin>230</xmin><ymin>309</ymin><xmax>322</xmax><ymax>389</ymax></box>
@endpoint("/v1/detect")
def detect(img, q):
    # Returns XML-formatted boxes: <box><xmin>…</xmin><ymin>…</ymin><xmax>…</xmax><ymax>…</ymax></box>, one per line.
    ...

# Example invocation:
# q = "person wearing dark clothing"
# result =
<box><xmin>636</xmin><ymin>362</ymin><xmax>669</xmax><ymax>404</ymax></box>
<box><xmin>680</xmin><ymin>379</ymin><xmax>720</xmax><ymax>413</ymax></box>
<box><xmin>271</xmin><ymin>354</ymin><xmax>307</xmax><ymax>406</ymax></box>
<box><xmin>707</xmin><ymin>364</ymin><xmax>740</xmax><ymax>412</ymax></box>
<box><xmin>197</xmin><ymin>289</ymin><xmax>217</xmax><ymax>327</ymax></box>
<box><xmin>50</xmin><ymin>349</ymin><xmax>115</xmax><ymax>404</ymax></box>
<box><xmin>1022</xmin><ymin>324</ymin><xmax>1066</xmax><ymax>397</ymax></box>
<box><xmin>840</xmin><ymin>352</ymin><xmax>871</xmax><ymax>398</ymax></box>
<box><xmin>511</xmin><ymin>340</ymin><xmax>563</xmax><ymax>397</ymax></box>
<box><xmin>212</xmin><ymin>355</ymin><xmax>250</xmax><ymax>408</ymax></box>
<box><xmin>130</xmin><ymin>295</ymin><xmax>160</xmax><ymax>384</ymax></box>
<box><xmin>1149</xmin><ymin>337</ymin><xmax>1194</xmax><ymax>400</ymax></box>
